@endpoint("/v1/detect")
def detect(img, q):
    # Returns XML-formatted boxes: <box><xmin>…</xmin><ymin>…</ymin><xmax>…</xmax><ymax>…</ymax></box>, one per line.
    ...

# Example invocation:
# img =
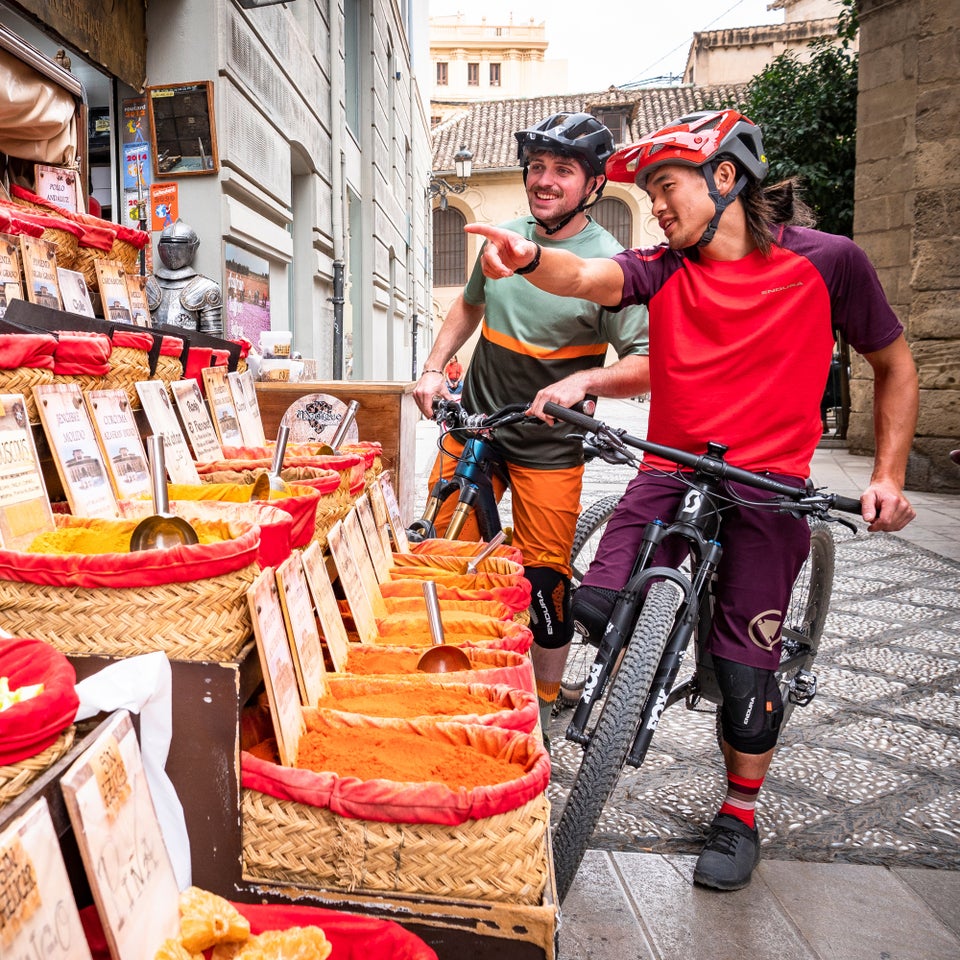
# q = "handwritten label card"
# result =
<box><xmin>57</xmin><ymin>267</ymin><xmax>95</xmax><ymax>317</ymax></box>
<box><xmin>247</xmin><ymin>569</ymin><xmax>305</xmax><ymax>767</ymax></box>
<box><xmin>0</xmin><ymin>233</ymin><xmax>23</xmax><ymax>320</ymax></box>
<box><xmin>170</xmin><ymin>379</ymin><xmax>223</xmax><ymax>462</ymax></box>
<box><xmin>367</xmin><ymin>474</ymin><xmax>398</xmax><ymax>559</ymax></box>
<box><xmin>355</xmin><ymin>493</ymin><xmax>391</xmax><ymax>581</ymax></box>
<box><xmin>201</xmin><ymin>367</ymin><xmax>242</xmax><ymax>448</ymax></box>
<box><xmin>326</xmin><ymin>520</ymin><xmax>379</xmax><ymax>644</ymax></box>
<box><xmin>86</xmin><ymin>390</ymin><xmax>150</xmax><ymax>501</ymax></box>
<box><xmin>20</xmin><ymin>236</ymin><xmax>61</xmax><ymax>311</ymax></box>
<box><xmin>300</xmin><ymin>542</ymin><xmax>351</xmax><ymax>672</ymax></box>
<box><xmin>134</xmin><ymin>381</ymin><xmax>200</xmax><ymax>485</ymax></box>
<box><xmin>0</xmin><ymin>798</ymin><xmax>93</xmax><ymax>960</ymax></box>
<box><xmin>227</xmin><ymin>370</ymin><xmax>266</xmax><ymax>448</ymax></box>
<box><xmin>378</xmin><ymin>472</ymin><xmax>409</xmax><ymax>553</ymax></box>
<box><xmin>60</xmin><ymin>711</ymin><xmax>180</xmax><ymax>960</ymax></box>
<box><xmin>94</xmin><ymin>260</ymin><xmax>134</xmax><ymax>325</ymax></box>
<box><xmin>342</xmin><ymin>508</ymin><xmax>387</xmax><ymax>619</ymax></box>
<box><xmin>0</xmin><ymin>394</ymin><xmax>55</xmax><ymax>550</ymax></box>
<box><xmin>33</xmin><ymin>383</ymin><xmax>119</xmax><ymax>519</ymax></box>
<box><xmin>276</xmin><ymin>552</ymin><xmax>327</xmax><ymax>706</ymax></box>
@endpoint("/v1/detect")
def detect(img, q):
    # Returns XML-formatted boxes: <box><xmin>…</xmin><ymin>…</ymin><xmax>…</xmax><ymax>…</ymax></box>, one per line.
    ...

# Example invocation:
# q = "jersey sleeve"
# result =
<box><xmin>600</xmin><ymin>303</ymin><xmax>649</xmax><ymax>357</ymax></box>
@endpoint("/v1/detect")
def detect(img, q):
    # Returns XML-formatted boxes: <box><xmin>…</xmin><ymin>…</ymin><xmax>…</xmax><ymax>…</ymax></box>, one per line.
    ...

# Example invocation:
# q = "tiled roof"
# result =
<box><xmin>431</xmin><ymin>83</ymin><xmax>749</xmax><ymax>172</ymax></box>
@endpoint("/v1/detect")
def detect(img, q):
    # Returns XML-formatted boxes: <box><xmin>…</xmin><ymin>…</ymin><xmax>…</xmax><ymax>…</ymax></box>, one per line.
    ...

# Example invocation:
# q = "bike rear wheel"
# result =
<box><xmin>552</xmin><ymin>580</ymin><xmax>682</xmax><ymax>903</ymax></box>
<box><xmin>777</xmin><ymin>520</ymin><xmax>835</xmax><ymax>725</ymax></box>
<box><xmin>560</xmin><ymin>495</ymin><xmax>620</xmax><ymax>704</ymax></box>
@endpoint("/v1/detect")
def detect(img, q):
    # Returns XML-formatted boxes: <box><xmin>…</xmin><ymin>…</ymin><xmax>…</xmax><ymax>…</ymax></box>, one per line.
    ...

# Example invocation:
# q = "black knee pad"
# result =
<box><xmin>716</xmin><ymin>657</ymin><xmax>784</xmax><ymax>754</ymax></box>
<box><xmin>526</xmin><ymin>567</ymin><xmax>571</xmax><ymax>649</ymax></box>
<box><xmin>570</xmin><ymin>585</ymin><xmax>619</xmax><ymax>648</ymax></box>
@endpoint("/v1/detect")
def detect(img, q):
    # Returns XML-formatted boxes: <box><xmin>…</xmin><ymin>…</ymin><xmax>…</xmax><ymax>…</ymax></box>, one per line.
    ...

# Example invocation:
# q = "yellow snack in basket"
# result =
<box><xmin>153</xmin><ymin>939</ymin><xmax>202</xmax><ymax>960</ymax></box>
<box><xmin>178</xmin><ymin>886</ymin><xmax>251</xmax><ymax>952</ymax></box>
<box><xmin>0</xmin><ymin>676</ymin><xmax>44</xmax><ymax>712</ymax></box>
<box><xmin>211</xmin><ymin>928</ymin><xmax>331</xmax><ymax>960</ymax></box>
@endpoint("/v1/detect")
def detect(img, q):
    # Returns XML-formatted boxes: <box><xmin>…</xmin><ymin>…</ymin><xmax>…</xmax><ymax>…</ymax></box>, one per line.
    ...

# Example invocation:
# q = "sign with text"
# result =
<box><xmin>326</xmin><ymin>520</ymin><xmax>379</xmax><ymax>644</ymax></box>
<box><xmin>355</xmin><ymin>493</ymin><xmax>391</xmax><ymax>581</ymax></box>
<box><xmin>201</xmin><ymin>367</ymin><xmax>242</xmax><ymax>448</ymax></box>
<box><xmin>227</xmin><ymin>370</ymin><xmax>266</xmax><ymax>448</ymax></box>
<box><xmin>276</xmin><ymin>553</ymin><xmax>327</xmax><ymax>706</ymax></box>
<box><xmin>300</xmin><ymin>542</ymin><xmax>351</xmax><ymax>673</ymax></box>
<box><xmin>60</xmin><ymin>711</ymin><xmax>180</xmax><ymax>960</ymax></box>
<box><xmin>134</xmin><ymin>381</ymin><xmax>200</xmax><ymax>485</ymax></box>
<box><xmin>0</xmin><ymin>394</ymin><xmax>54</xmax><ymax>550</ymax></box>
<box><xmin>0</xmin><ymin>798</ymin><xmax>93</xmax><ymax>959</ymax></box>
<box><xmin>378</xmin><ymin>472</ymin><xmax>409</xmax><ymax>553</ymax></box>
<box><xmin>342</xmin><ymin>508</ymin><xmax>388</xmax><ymax>619</ymax></box>
<box><xmin>86</xmin><ymin>390</ymin><xmax>150</xmax><ymax>502</ymax></box>
<box><xmin>248</xmin><ymin>569</ymin><xmax>304</xmax><ymax>767</ymax></box>
<box><xmin>170</xmin><ymin>379</ymin><xmax>223</xmax><ymax>462</ymax></box>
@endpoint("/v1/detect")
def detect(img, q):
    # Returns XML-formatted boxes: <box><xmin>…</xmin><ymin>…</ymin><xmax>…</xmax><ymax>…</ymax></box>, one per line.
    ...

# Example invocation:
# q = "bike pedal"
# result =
<box><xmin>788</xmin><ymin>669</ymin><xmax>818</xmax><ymax>707</ymax></box>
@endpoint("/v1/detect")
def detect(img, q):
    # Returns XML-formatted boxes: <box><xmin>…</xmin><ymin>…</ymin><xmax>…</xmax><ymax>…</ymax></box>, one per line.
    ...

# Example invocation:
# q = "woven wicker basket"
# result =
<box><xmin>241</xmin><ymin>788</ymin><xmax>549</xmax><ymax>904</ymax></box>
<box><xmin>0</xmin><ymin>725</ymin><xmax>75</xmax><ymax>807</ymax></box>
<box><xmin>103</xmin><ymin>344</ymin><xmax>151</xmax><ymax>408</ymax></box>
<box><xmin>0</xmin><ymin>366</ymin><xmax>53</xmax><ymax>422</ymax></box>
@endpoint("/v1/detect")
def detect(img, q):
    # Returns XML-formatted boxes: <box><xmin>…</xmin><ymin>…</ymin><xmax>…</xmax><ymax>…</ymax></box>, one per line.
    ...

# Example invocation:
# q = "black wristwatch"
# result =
<box><xmin>514</xmin><ymin>242</ymin><xmax>542</xmax><ymax>276</ymax></box>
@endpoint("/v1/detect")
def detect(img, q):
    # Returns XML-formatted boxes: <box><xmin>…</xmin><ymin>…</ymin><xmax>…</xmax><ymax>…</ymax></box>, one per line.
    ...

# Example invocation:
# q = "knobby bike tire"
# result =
<box><xmin>552</xmin><ymin>580</ymin><xmax>683</xmax><ymax>903</ymax></box>
<box><xmin>560</xmin><ymin>495</ymin><xmax>621</xmax><ymax>704</ymax></box>
<box><xmin>777</xmin><ymin>520</ymin><xmax>835</xmax><ymax>726</ymax></box>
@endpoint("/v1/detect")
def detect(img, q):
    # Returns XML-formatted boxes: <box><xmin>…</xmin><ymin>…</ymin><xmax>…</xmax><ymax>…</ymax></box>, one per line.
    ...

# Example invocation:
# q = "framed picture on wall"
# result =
<box><xmin>145</xmin><ymin>81</ymin><xmax>219</xmax><ymax>177</ymax></box>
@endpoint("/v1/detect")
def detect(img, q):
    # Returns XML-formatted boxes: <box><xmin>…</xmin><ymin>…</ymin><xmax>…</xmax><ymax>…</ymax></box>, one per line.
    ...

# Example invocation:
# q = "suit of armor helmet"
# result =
<box><xmin>145</xmin><ymin>219</ymin><xmax>223</xmax><ymax>336</ymax></box>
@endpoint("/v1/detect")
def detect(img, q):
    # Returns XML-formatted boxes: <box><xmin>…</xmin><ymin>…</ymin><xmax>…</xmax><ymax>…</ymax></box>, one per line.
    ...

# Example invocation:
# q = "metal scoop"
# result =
<box><xmin>416</xmin><ymin>581</ymin><xmax>471</xmax><ymax>673</ymax></box>
<box><xmin>250</xmin><ymin>424</ymin><xmax>291</xmax><ymax>501</ymax></box>
<box><xmin>130</xmin><ymin>436</ymin><xmax>200</xmax><ymax>551</ymax></box>
<box><xmin>463</xmin><ymin>530</ymin><xmax>506</xmax><ymax>574</ymax></box>
<box><xmin>317</xmin><ymin>399</ymin><xmax>360</xmax><ymax>455</ymax></box>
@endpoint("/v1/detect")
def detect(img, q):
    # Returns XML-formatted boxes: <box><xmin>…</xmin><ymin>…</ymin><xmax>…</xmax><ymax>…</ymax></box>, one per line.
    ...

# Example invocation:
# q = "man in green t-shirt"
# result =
<box><xmin>414</xmin><ymin>113</ymin><xmax>650</xmax><ymax>735</ymax></box>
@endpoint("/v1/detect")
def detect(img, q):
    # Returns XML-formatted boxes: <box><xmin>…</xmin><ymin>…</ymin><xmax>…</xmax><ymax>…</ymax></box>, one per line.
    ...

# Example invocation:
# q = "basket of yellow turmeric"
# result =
<box><xmin>241</xmin><ymin>713</ymin><xmax>550</xmax><ymax>905</ymax></box>
<box><xmin>0</xmin><ymin>514</ymin><xmax>261</xmax><ymax>661</ymax></box>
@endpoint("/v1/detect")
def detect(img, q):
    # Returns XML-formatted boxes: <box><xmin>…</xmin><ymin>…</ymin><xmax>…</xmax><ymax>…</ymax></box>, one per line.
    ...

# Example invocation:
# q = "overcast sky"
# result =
<box><xmin>428</xmin><ymin>0</ymin><xmax>786</xmax><ymax>91</ymax></box>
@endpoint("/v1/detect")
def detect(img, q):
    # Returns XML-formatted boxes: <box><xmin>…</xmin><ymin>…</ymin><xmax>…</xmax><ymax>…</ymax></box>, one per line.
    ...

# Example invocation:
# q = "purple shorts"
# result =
<box><xmin>582</xmin><ymin>470</ymin><xmax>812</xmax><ymax>671</ymax></box>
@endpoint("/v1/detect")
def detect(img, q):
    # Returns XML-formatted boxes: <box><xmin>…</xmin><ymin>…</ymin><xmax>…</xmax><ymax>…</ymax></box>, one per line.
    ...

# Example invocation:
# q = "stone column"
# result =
<box><xmin>852</xmin><ymin>0</ymin><xmax>959</xmax><ymax>492</ymax></box>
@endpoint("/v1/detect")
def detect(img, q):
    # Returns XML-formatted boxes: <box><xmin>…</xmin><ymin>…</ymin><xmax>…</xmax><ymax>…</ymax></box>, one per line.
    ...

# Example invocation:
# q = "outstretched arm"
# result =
<box><xmin>464</xmin><ymin>223</ymin><xmax>626</xmax><ymax>308</ymax></box>
<box><xmin>860</xmin><ymin>334</ymin><xmax>918</xmax><ymax>532</ymax></box>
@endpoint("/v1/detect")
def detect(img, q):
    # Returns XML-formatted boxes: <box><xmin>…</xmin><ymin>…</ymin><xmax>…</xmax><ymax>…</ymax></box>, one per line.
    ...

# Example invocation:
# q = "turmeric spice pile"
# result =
<box><xmin>315</xmin><ymin>685</ymin><xmax>501</xmax><ymax>720</ymax></box>
<box><xmin>295</xmin><ymin>725</ymin><xmax>528</xmax><ymax>789</ymax></box>
<box><xmin>345</xmin><ymin>647</ymin><xmax>474</xmax><ymax>675</ymax></box>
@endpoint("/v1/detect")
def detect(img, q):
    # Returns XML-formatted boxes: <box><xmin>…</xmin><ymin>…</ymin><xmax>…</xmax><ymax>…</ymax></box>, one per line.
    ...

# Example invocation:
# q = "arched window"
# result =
<box><xmin>432</xmin><ymin>207</ymin><xmax>467</xmax><ymax>287</ymax></box>
<box><xmin>592</xmin><ymin>197</ymin><xmax>632</xmax><ymax>249</ymax></box>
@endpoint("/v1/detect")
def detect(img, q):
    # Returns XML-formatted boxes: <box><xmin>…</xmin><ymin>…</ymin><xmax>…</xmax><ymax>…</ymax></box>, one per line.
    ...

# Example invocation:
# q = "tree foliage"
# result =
<box><xmin>724</xmin><ymin>0</ymin><xmax>859</xmax><ymax>236</ymax></box>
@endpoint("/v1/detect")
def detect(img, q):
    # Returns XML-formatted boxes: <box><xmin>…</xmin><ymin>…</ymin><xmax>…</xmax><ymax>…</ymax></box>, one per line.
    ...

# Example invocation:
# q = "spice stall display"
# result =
<box><xmin>241</xmin><ymin>713</ymin><xmax>551</xmax><ymax>905</ymax></box>
<box><xmin>0</xmin><ymin>332</ymin><xmax>56</xmax><ymax>422</ymax></box>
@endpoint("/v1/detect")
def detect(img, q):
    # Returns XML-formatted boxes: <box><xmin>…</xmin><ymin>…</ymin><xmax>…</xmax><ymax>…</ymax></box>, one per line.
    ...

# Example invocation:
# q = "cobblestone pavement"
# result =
<box><xmin>546</xmin><ymin>527</ymin><xmax>960</xmax><ymax>870</ymax></box>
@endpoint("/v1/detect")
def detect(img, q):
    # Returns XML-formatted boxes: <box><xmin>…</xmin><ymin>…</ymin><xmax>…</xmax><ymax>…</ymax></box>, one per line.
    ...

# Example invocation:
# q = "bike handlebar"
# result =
<box><xmin>542</xmin><ymin>401</ymin><xmax>863</xmax><ymax>517</ymax></box>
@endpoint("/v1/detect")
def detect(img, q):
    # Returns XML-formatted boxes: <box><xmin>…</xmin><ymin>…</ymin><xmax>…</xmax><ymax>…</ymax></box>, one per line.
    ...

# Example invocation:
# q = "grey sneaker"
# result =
<box><xmin>693</xmin><ymin>813</ymin><xmax>760</xmax><ymax>890</ymax></box>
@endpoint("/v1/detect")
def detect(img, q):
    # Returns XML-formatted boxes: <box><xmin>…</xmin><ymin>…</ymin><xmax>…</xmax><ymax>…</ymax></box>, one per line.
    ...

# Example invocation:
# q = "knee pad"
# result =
<box><xmin>526</xmin><ymin>567</ymin><xmax>571</xmax><ymax>650</ymax></box>
<box><xmin>716</xmin><ymin>657</ymin><xmax>783</xmax><ymax>754</ymax></box>
<box><xmin>570</xmin><ymin>585</ymin><xmax>620</xmax><ymax>648</ymax></box>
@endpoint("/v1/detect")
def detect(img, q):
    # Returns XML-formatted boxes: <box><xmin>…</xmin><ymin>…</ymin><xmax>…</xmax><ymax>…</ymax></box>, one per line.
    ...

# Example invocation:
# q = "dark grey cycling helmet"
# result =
<box><xmin>515</xmin><ymin>113</ymin><xmax>615</xmax><ymax>178</ymax></box>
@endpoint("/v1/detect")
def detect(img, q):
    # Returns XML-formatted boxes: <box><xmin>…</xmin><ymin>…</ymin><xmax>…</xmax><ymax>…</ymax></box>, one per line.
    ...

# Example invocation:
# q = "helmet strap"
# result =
<box><xmin>697</xmin><ymin>163</ymin><xmax>749</xmax><ymax>247</ymax></box>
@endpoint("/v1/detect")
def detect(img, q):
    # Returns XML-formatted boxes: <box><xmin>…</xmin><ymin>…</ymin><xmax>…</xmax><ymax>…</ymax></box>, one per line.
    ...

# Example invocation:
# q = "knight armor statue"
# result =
<box><xmin>145</xmin><ymin>219</ymin><xmax>223</xmax><ymax>335</ymax></box>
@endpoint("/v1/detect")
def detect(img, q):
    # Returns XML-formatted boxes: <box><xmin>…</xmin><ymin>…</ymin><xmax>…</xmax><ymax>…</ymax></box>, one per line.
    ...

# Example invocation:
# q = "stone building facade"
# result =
<box><xmin>848</xmin><ymin>0</ymin><xmax>959</xmax><ymax>492</ymax></box>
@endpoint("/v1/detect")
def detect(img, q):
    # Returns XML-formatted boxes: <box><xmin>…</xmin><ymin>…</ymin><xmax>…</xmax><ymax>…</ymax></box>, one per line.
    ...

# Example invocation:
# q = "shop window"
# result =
<box><xmin>593</xmin><ymin>108</ymin><xmax>629</xmax><ymax>145</ymax></box>
<box><xmin>592</xmin><ymin>197</ymin><xmax>632</xmax><ymax>248</ymax></box>
<box><xmin>467</xmin><ymin>63</ymin><xmax>479</xmax><ymax>86</ymax></box>
<box><xmin>432</xmin><ymin>207</ymin><xmax>466</xmax><ymax>288</ymax></box>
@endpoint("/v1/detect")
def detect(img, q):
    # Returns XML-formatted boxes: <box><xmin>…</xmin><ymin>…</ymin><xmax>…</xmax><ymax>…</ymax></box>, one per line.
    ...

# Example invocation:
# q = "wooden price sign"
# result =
<box><xmin>326</xmin><ymin>520</ymin><xmax>379</xmax><ymax>644</ymax></box>
<box><xmin>86</xmin><ymin>390</ymin><xmax>151</xmax><ymax>501</ymax></box>
<box><xmin>60</xmin><ymin>711</ymin><xmax>180</xmax><ymax>960</ymax></box>
<box><xmin>300</xmin><ymin>541</ymin><xmax>351</xmax><ymax>672</ymax></box>
<box><xmin>134</xmin><ymin>381</ymin><xmax>201</xmax><ymax>485</ymax></box>
<box><xmin>341</xmin><ymin>509</ymin><xmax>387</xmax><ymax>620</ymax></box>
<box><xmin>377</xmin><ymin>472</ymin><xmax>409</xmax><ymax>553</ymax></box>
<box><xmin>0</xmin><ymin>798</ymin><xmax>93</xmax><ymax>960</ymax></box>
<box><xmin>247</xmin><ymin>569</ymin><xmax>305</xmax><ymax>767</ymax></box>
<box><xmin>354</xmin><ymin>493</ymin><xmax>391</xmax><ymax>581</ymax></box>
<box><xmin>227</xmin><ymin>370</ymin><xmax>266</xmax><ymax>448</ymax></box>
<box><xmin>366</xmin><ymin>473</ymin><xmax>398</xmax><ymax>559</ymax></box>
<box><xmin>201</xmin><ymin>367</ymin><xmax>242</xmax><ymax>448</ymax></box>
<box><xmin>276</xmin><ymin>552</ymin><xmax>327</xmax><ymax>706</ymax></box>
<box><xmin>33</xmin><ymin>383</ymin><xmax>119</xmax><ymax>519</ymax></box>
<box><xmin>170</xmin><ymin>379</ymin><xmax>223</xmax><ymax>463</ymax></box>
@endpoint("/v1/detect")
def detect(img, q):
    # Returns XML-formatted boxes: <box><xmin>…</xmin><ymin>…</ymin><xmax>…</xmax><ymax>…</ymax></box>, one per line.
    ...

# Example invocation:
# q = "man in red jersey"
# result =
<box><xmin>466</xmin><ymin>110</ymin><xmax>918</xmax><ymax>891</ymax></box>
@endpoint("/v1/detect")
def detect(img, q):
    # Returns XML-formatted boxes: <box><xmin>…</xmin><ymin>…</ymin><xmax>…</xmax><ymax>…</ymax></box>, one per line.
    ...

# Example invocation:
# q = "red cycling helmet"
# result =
<box><xmin>606</xmin><ymin>110</ymin><xmax>768</xmax><ymax>189</ymax></box>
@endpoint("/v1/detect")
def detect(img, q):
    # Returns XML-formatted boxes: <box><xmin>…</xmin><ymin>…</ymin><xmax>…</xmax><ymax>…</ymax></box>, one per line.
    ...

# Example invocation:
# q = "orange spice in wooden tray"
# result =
<box><xmin>314</xmin><ymin>685</ymin><xmax>501</xmax><ymax>720</ymax></box>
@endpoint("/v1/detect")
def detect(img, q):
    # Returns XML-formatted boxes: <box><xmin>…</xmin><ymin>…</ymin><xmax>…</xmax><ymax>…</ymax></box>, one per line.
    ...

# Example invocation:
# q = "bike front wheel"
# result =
<box><xmin>552</xmin><ymin>579</ymin><xmax>682</xmax><ymax>903</ymax></box>
<box><xmin>560</xmin><ymin>495</ymin><xmax>620</xmax><ymax>704</ymax></box>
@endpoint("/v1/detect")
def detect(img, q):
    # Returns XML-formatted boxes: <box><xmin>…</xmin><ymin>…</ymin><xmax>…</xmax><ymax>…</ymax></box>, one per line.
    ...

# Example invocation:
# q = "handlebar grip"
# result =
<box><xmin>543</xmin><ymin>401</ymin><xmax>599</xmax><ymax>432</ymax></box>
<box><xmin>831</xmin><ymin>494</ymin><xmax>863</xmax><ymax>515</ymax></box>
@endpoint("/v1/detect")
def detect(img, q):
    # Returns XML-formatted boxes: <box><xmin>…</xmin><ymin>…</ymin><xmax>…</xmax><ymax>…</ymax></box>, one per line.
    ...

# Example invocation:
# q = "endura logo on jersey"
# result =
<box><xmin>749</xmin><ymin>609</ymin><xmax>783</xmax><ymax>651</ymax></box>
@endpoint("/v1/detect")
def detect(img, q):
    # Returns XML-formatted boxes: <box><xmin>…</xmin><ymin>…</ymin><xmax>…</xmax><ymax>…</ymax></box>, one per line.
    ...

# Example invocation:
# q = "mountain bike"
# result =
<box><xmin>541</xmin><ymin>401</ymin><xmax>861</xmax><ymax>903</ymax></box>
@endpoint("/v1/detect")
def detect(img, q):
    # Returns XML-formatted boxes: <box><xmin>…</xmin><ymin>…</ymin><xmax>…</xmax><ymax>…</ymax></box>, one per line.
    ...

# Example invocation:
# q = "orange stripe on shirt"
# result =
<box><xmin>482</xmin><ymin>323</ymin><xmax>608</xmax><ymax>360</ymax></box>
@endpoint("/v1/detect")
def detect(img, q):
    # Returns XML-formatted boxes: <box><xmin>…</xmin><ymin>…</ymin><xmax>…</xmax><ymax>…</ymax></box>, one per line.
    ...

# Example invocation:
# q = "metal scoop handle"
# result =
<box><xmin>330</xmin><ymin>400</ymin><xmax>360</xmax><ymax>450</ymax></box>
<box><xmin>465</xmin><ymin>530</ymin><xmax>506</xmax><ymax>574</ymax></box>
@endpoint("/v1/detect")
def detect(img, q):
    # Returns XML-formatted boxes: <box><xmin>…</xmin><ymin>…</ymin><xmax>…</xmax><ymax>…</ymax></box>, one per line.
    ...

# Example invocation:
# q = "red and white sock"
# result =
<box><xmin>719</xmin><ymin>773</ymin><xmax>764</xmax><ymax>829</ymax></box>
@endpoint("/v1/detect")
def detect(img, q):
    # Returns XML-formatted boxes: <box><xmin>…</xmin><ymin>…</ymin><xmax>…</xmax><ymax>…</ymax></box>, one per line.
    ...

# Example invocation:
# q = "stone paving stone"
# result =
<box><xmin>894</xmin><ymin>868</ymin><xmax>960</xmax><ymax>938</ymax></box>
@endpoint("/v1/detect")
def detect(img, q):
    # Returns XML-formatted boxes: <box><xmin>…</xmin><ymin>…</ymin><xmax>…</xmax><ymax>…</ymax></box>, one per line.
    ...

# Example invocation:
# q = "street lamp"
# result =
<box><xmin>429</xmin><ymin>146</ymin><xmax>473</xmax><ymax>211</ymax></box>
